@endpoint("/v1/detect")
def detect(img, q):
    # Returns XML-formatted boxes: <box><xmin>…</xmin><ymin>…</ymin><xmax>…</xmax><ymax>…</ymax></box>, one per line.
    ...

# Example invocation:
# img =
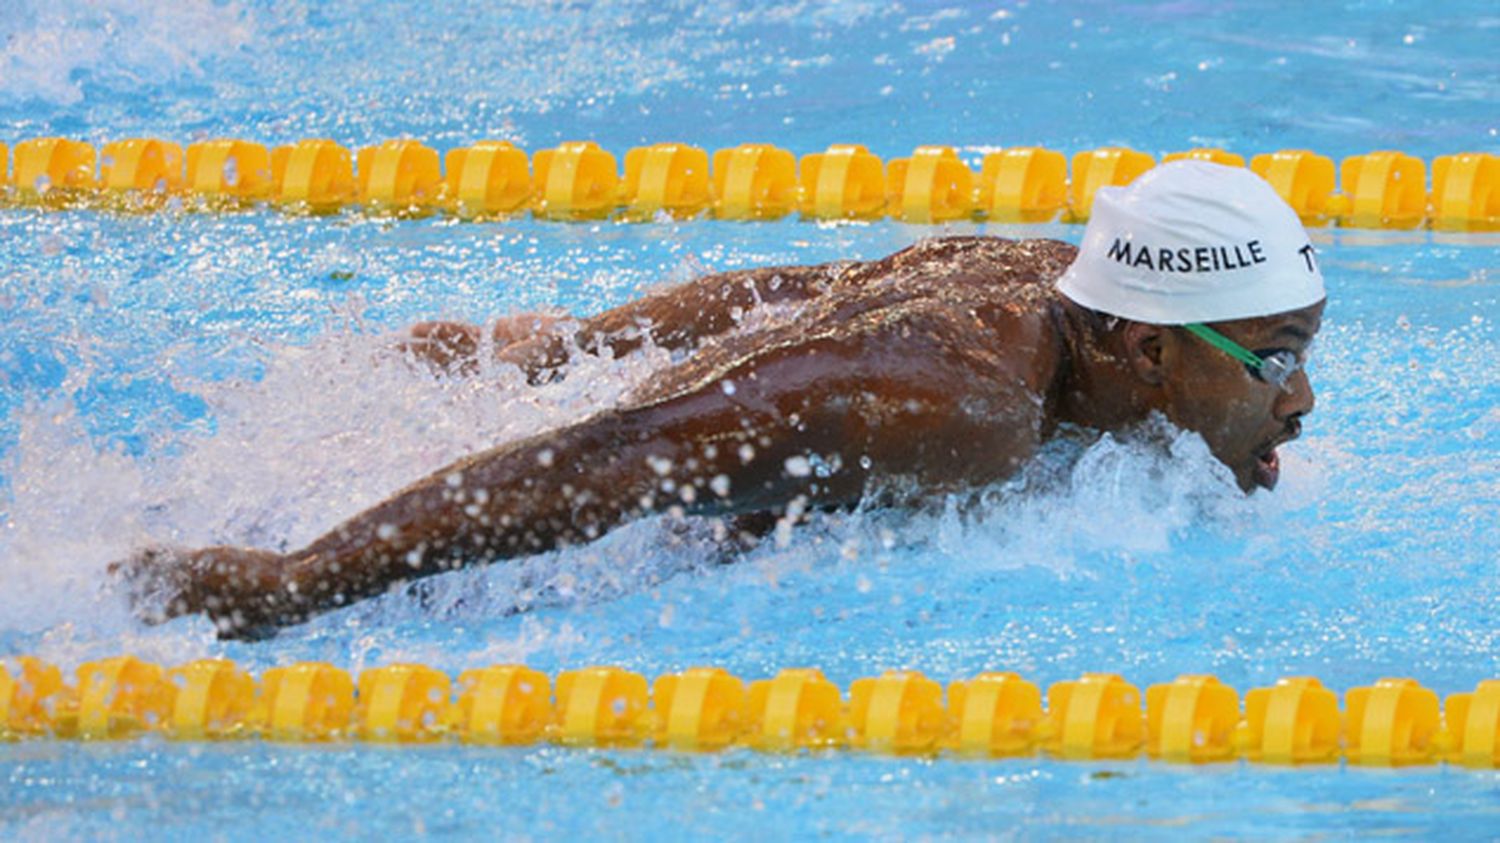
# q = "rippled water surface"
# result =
<box><xmin>2</xmin><ymin>1</ymin><xmax>1498</xmax><ymax>839</ymax></box>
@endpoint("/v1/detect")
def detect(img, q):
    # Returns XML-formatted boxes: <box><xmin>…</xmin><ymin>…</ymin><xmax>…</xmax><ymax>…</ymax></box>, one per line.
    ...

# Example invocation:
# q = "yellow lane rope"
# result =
<box><xmin>1</xmin><ymin>138</ymin><xmax>1494</xmax><ymax>230</ymax></box>
<box><xmin>3</xmin><ymin>656</ymin><xmax>1497</xmax><ymax>767</ymax></box>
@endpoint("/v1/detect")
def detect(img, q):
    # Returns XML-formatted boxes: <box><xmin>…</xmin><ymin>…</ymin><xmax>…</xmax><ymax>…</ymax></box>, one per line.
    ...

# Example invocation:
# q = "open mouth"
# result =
<box><xmin>1252</xmin><ymin>423</ymin><xmax>1300</xmax><ymax>490</ymax></box>
<box><xmin>1253</xmin><ymin>447</ymin><xmax>1281</xmax><ymax>490</ymax></box>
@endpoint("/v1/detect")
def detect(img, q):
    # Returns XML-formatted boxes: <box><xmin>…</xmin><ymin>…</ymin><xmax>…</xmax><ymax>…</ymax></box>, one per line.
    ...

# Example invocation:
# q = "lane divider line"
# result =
<box><xmin>1</xmin><ymin>138</ymin><xmax>1494</xmax><ymax>230</ymax></box>
<box><xmin>3</xmin><ymin>656</ymin><xmax>1497</xmax><ymax>767</ymax></box>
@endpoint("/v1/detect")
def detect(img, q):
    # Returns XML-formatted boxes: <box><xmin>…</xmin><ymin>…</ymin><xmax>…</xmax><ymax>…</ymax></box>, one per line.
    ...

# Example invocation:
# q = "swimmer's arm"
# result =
<box><xmin>406</xmin><ymin>261</ymin><xmax>849</xmax><ymax>378</ymax></box>
<box><xmin>174</xmin><ymin>364</ymin><xmax>869</xmax><ymax>637</ymax></box>
<box><xmin>138</xmin><ymin>394</ymin><xmax>846</xmax><ymax>638</ymax></box>
<box><xmin>132</xmin><ymin>306</ymin><xmax>1040</xmax><ymax>638</ymax></box>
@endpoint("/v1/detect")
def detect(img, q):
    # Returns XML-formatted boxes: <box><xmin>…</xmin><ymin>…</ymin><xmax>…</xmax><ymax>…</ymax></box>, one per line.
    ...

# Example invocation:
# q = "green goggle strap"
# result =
<box><xmin>1181</xmin><ymin>322</ymin><xmax>1264</xmax><ymax>370</ymax></box>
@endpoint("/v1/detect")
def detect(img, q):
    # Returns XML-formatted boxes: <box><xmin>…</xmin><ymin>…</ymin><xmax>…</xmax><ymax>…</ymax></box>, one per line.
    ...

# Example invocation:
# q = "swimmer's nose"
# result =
<box><xmin>1275</xmin><ymin>368</ymin><xmax>1315</xmax><ymax>421</ymax></box>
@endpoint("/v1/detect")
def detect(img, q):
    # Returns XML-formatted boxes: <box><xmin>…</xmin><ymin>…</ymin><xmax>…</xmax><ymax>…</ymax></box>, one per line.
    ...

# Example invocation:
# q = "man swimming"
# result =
<box><xmin>117</xmin><ymin>161</ymin><xmax>1326</xmax><ymax>639</ymax></box>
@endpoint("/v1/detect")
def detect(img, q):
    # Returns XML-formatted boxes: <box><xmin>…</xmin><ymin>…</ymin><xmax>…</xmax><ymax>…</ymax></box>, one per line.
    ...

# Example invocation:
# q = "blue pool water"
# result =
<box><xmin>2</xmin><ymin>0</ymin><xmax>1498</xmax><ymax>838</ymax></box>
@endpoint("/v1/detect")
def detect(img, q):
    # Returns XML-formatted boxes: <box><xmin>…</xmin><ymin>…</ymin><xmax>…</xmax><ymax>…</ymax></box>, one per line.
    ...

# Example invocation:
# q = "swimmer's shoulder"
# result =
<box><xmin>815</xmin><ymin>236</ymin><xmax>1077</xmax><ymax>325</ymax></box>
<box><xmin>911</xmin><ymin>235</ymin><xmax>1077</xmax><ymax>273</ymax></box>
<box><xmin>851</xmin><ymin>236</ymin><xmax>1077</xmax><ymax>282</ymax></box>
<box><xmin>877</xmin><ymin>237</ymin><xmax>1078</xmax><ymax>304</ymax></box>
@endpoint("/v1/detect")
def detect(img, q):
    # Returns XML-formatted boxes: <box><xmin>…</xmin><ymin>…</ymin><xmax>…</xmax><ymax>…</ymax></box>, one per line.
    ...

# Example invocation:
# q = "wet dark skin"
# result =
<box><xmin>115</xmin><ymin>237</ymin><xmax>1322</xmax><ymax>638</ymax></box>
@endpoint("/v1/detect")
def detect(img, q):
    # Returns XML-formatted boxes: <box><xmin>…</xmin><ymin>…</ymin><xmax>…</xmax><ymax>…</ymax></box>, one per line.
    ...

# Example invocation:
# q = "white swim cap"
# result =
<box><xmin>1055</xmin><ymin>160</ymin><xmax>1325</xmax><ymax>324</ymax></box>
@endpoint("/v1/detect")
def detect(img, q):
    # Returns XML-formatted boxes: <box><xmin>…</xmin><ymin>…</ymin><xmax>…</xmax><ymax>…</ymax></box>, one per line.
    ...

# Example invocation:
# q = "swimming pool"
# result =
<box><xmin>2</xmin><ymin>0</ymin><xmax>1497</xmax><ymax>838</ymax></box>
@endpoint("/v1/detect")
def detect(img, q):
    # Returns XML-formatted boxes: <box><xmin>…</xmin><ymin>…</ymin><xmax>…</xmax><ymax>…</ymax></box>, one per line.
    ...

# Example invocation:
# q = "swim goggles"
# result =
<box><xmin>1182</xmin><ymin>323</ymin><xmax>1303</xmax><ymax>392</ymax></box>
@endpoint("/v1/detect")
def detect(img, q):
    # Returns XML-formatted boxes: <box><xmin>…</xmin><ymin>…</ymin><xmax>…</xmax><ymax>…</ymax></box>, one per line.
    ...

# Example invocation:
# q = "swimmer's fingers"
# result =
<box><xmin>400</xmin><ymin>315</ymin><xmax>571</xmax><ymax>379</ymax></box>
<box><xmin>490</xmin><ymin>313</ymin><xmax>564</xmax><ymax>348</ymax></box>
<box><xmin>111</xmin><ymin>545</ymin><xmax>287</xmax><ymax>634</ymax></box>
<box><xmin>397</xmin><ymin>321</ymin><xmax>482</xmax><ymax>374</ymax></box>
<box><xmin>110</xmin><ymin>545</ymin><xmax>202</xmax><ymax>625</ymax></box>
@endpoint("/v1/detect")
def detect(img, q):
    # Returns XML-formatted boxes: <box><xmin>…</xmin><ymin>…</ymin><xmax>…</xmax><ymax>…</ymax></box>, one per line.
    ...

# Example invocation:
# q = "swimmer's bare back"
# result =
<box><xmin>117</xmin><ymin>237</ymin><xmax>1079</xmax><ymax>638</ymax></box>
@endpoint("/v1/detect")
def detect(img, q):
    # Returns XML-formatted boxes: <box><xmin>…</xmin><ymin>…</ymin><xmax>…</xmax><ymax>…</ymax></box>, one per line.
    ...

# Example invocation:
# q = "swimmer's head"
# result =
<box><xmin>1056</xmin><ymin>160</ymin><xmax>1325</xmax><ymax>324</ymax></box>
<box><xmin>1133</xmin><ymin>301</ymin><xmax>1322</xmax><ymax>492</ymax></box>
<box><xmin>1058</xmin><ymin>161</ymin><xmax>1327</xmax><ymax>491</ymax></box>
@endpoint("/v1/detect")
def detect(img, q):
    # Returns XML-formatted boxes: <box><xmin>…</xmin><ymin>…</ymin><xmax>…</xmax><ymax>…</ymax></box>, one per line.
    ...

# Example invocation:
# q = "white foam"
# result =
<box><xmin>0</xmin><ymin>319</ymin><xmax>671</xmax><ymax>640</ymax></box>
<box><xmin>0</xmin><ymin>0</ymin><xmax>251</xmax><ymax>105</ymax></box>
<box><xmin>0</xmin><ymin>316</ymin><xmax>1352</xmax><ymax>655</ymax></box>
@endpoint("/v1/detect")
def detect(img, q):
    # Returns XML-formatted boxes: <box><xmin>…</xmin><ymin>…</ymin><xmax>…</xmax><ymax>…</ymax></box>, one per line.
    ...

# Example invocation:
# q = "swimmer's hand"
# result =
<box><xmin>399</xmin><ymin>315</ymin><xmax>564</xmax><ymax>376</ymax></box>
<box><xmin>110</xmin><ymin>545</ymin><xmax>294</xmax><ymax>640</ymax></box>
<box><xmin>398</xmin><ymin>321</ymin><xmax>483</xmax><ymax>374</ymax></box>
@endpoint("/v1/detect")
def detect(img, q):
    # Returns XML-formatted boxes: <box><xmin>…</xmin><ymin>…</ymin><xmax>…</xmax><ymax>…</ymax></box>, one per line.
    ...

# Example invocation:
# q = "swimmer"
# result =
<box><xmin>116</xmin><ymin>161</ymin><xmax>1326</xmax><ymax>639</ymax></box>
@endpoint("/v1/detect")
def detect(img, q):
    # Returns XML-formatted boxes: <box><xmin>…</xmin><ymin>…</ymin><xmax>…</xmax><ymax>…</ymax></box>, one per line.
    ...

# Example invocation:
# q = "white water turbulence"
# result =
<box><xmin>10</xmin><ymin>227</ymin><xmax>1482</xmax><ymax>673</ymax></box>
<box><xmin>0</xmin><ymin>0</ymin><xmax>251</xmax><ymax>105</ymax></box>
<box><xmin>0</xmin><ymin>315</ymin><xmax>678</xmax><ymax>650</ymax></box>
<box><xmin>0</xmin><ymin>305</ymin><xmax>1323</xmax><ymax>666</ymax></box>
<box><xmin>5</xmin><ymin>224</ymin><xmax>1488</xmax><ymax>675</ymax></box>
<box><xmin>927</xmin><ymin>421</ymin><xmax>1320</xmax><ymax>574</ymax></box>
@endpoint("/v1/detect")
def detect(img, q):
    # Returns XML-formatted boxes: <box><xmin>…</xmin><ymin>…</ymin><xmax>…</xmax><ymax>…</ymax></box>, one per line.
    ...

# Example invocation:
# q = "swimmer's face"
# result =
<box><xmin>1153</xmin><ymin>301</ymin><xmax>1325</xmax><ymax>491</ymax></box>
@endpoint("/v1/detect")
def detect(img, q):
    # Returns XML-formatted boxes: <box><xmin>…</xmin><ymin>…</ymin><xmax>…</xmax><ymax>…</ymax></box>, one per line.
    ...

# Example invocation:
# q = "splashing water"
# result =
<box><xmin>0</xmin><ymin>0</ymin><xmax>252</xmax><ymax>106</ymax></box>
<box><xmin>0</xmin><ymin>311</ymin><xmax>677</xmax><ymax>635</ymax></box>
<box><xmin>0</xmin><ymin>330</ymin><xmax>1327</xmax><ymax>669</ymax></box>
<box><xmin>1</xmin><ymin>0</ymin><xmax>1498</xmax><ymax>836</ymax></box>
<box><xmin>0</xmin><ymin>201</ymin><xmax>1491</xmax><ymax>691</ymax></box>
